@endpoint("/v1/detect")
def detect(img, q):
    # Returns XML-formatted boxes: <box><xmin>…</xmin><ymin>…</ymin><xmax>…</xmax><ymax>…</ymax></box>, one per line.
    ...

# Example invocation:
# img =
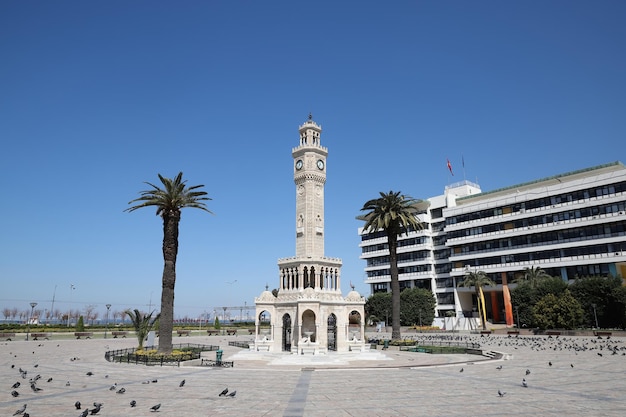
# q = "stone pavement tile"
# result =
<box><xmin>2</xmin><ymin>334</ymin><xmax>626</xmax><ymax>416</ymax></box>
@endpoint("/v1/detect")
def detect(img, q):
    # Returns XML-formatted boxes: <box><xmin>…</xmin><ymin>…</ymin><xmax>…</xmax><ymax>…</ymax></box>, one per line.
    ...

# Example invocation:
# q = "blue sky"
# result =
<box><xmin>1</xmin><ymin>1</ymin><xmax>624</xmax><ymax>321</ymax></box>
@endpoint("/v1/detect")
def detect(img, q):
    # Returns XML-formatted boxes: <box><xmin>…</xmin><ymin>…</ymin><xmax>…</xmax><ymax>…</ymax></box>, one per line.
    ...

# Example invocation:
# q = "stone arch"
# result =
<box><xmin>301</xmin><ymin>309</ymin><xmax>316</xmax><ymax>343</ymax></box>
<box><xmin>282</xmin><ymin>313</ymin><xmax>292</xmax><ymax>352</ymax></box>
<box><xmin>258</xmin><ymin>310</ymin><xmax>271</xmax><ymax>338</ymax></box>
<box><xmin>327</xmin><ymin>313</ymin><xmax>337</xmax><ymax>351</ymax></box>
<box><xmin>348</xmin><ymin>310</ymin><xmax>362</xmax><ymax>340</ymax></box>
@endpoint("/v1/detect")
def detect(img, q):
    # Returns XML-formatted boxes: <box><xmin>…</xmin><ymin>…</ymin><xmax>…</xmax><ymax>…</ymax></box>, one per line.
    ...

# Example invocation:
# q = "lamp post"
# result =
<box><xmin>591</xmin><ymin>303</ymin><xmax>599</xmax><ymax>329</ymax></box>
<box><xmin>515</xmin><ymin>306</ymin><xmax>520</xmax><ymax>329</ymax></box>
<box><xmin>105</xmin><ymin>304</ymin><xmax>111</xmax><ymax>339</ymax></box>
<box><xmin>67</xmin><ymin>284</ymin><xmax>75</xmax><ymax>327</ymax></box>
<box><xmin>26</xmin><ymin>302</ymin><xmax>37</xmax><ymax>341</ymax></box>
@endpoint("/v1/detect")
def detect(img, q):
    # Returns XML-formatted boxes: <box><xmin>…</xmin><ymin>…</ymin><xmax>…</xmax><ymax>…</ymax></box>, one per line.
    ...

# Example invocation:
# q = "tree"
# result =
<box><xmin>358</xmin><ymin>190</ymin><xmax>429</xmax><ymax>340</ymax></box>
<box><xmin>125</xmin><ymin>309</ymin><xmax>160</xmax><ymax>350</ymax></box>
<box><xmin>125</xmin><ymin>172</ymin><xmax>212</xmax><ymax>354</ymax></box>
<box><xmin>400</xmin><ymin>287</ymin><xmax>436</xmax><ymax>327</ymax></box>
<box><xmin>458</xmin><ymin>269</ymin><xmax>496</xmax><ymax>330</ymax></box>
<box><xmin>569</xmin><ymin>275</ymin><xmax>624</xmax><ymax>328</ymax></box>
<box><xmin>514</xmin><ymin>266</ymin><xmax>551</xmax><ymax>289</ymax></box>
<box><xmin>511</xmin><ymin>277</ymin><xmax>568</xmax><ymax>328</ymax></box>
<box><xmin>532</xmin><ymin>290</ymin><xmax>583</xmax><ymax>330</ymax></box>
<box><xmin>76</xmin><ymin>316</ymin><xmax>85</xmax><ymax>332</ymax></box>
<box><xmin>365</xmin><ymin>292</ymin><xmax>392</xmax><ymax>325</ymax></box>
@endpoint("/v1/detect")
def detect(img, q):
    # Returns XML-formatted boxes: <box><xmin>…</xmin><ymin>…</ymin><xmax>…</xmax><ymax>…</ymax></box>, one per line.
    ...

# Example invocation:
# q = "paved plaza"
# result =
<box><xmin>2</xmin><ymin>332</ymin><xmax>626</xmax><ymax>416</ymax></box>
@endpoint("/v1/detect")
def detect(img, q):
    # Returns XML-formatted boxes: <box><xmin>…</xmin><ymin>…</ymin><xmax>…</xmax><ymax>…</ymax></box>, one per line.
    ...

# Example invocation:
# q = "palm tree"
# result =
<box><xmin>514</xmin><ymin>265</ymin><xmax>550</xmax><ymax>289</ymax></box>
<box><xmin>125</xmin><ymin>172</ymin><xmax>212</xmax><ymax>354</ymax></box>
<box><xmin>458</xmin><ymin>269</ymin><xmax>496</xmax><ymax>330</ymax></box>
<box><xmin>358</xmin><ymin>190</ymin><xmax>429</xmax><ymax>340</ymax></box>
<box><xmin>125</xmin><ymin>309</ymin><xmax>160</xmax><ymax>350</ymax></box>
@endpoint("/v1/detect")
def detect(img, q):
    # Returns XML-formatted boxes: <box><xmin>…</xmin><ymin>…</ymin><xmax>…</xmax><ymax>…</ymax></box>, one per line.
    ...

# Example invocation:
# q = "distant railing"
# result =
<box><xmin>228</xmin><ymin>340</ymin><xmax>250</xmax><ymax>349</ymax></box>
<box><xmin>104</xmin><ymin>343</ymin><xmax>219</xmax><ymax>367</ymax></box>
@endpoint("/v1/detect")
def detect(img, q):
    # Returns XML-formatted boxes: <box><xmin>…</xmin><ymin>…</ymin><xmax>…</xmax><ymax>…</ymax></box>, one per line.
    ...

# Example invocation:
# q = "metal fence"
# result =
<box><xmin>104</xmin><ymin>343</ymin><xmax>219</xmax><ymax>367</ymax></box>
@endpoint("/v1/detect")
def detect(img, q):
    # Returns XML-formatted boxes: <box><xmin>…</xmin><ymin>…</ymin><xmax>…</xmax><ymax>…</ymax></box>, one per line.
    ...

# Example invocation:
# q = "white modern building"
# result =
<box><xmin>360</xmin><ymin>161</ymin><xmax>626</xmax><ymax>327</ymax></box>
<box><xmin>253</xmin><ymin>116</ymin><xmax>366</xmax><ymax>353</ymax></box>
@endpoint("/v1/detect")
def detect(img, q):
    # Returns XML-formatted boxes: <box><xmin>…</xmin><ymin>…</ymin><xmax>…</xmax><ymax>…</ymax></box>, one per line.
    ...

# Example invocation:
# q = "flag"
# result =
<box><xmin>447</xmin><ymin>158</ymin><xmax>454</xmax><ymax>175</ymax></box>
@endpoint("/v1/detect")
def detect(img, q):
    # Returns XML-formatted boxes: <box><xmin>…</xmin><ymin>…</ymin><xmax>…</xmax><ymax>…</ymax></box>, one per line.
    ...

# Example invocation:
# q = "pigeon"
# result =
<box><xmin>13</xmin><ymin>404</ymin><xmax>26</xmax><ymax>416</ymax></box>
<box><xmin>86</xmin><ymin>371</ymin><xmax>94</xmax><ymax>376</ymax></box>
<box><xmin>79</xmin><ymin>410</ymin><xmax>88</xmax><ymax>417</ymax></box>
<box><xmin>219</xmin><ymin>387</ymin><xmax>228</xmax><ymax>396</ymax></box>
<box><xmin>109</xmin><ymin>385</ymin><xmax>116</xmax><ymax>391</ymax></box>
<box><xmin>75</xmin><ymin>401</ymin><xmax>81</xmax><ymax>410</ymax></box>
<box><xmin>548</xmin><ymin>361</ymin><xmax>552</xmax><ymax>367</ymax></box>
<box><xmin>522</xmin><ymin>379</ymin><xmax>528</xmax><ymax>388</ymax></box>
<box><xmin>33</xmin><ymin>364</ymin><xmax>38</xmax><ymax>368</ymax></box>
<box><xmin>47</xmin><ymin>377</ymin><xmax>53</xmax><ymax>382</ymax></box>
<box><xmin>498</xmin><ymin>390</ymin><xmax>506</xmax><ymax>397</ymax></box>
<box><xmin>116</xmin><ymin>387</ymin><xmax>126</xmax><ymax>394</ymax></box>
<box><xmin>30</xmin><ymin>383</ymin><xmax>42</xmax><ymax>392</ymax></box>
<box><xmin>526</xmin><ymin>369</ymin><xmax>531</xmax><ymax>375</ymax></box>
<box><xmin>179</xmin><ymin>379</ymin><xmax>185</xmax><ymax>387</ymax></box>
<box><xmin>23</xmin><ymin>414</ymin><xmax>29</xmax><ymax>417</ymax></box>
<box><xmin>11</xmin><ymin>390</ymin><xmax>19</xmax><ymax>397</ymax></box>
<box><xmin>496</xmin><ymin>365</ymin><xmax>502</xmax><ymax>370</ymax></box>
<box><xmin>12</xmin><ymin>381</ymin><xmax>21</xmax><ymax>389</ymax></box>
<box><xmin>150</xmin><ymin>403</ymin><xmax>161</xmax><ymax>411</ymax></box>
<box><xmin>130</xmin><ymin>400</ymin><xmax>136</xmax><ymax>408</ymax></box>
<box><xmin>151</xmin><ymin>379</ymin><xmax>158</xmax><ymax>383</ymax></box>
<box><xmin>571</xmin><ymin>363</ymin><xmax>574</xmax><ymax>368</ymax></box>
<box><xmin>66</xmin><ymin>381</ymin><xmax>71</xmax><ymax>386</ymax></box>
<box><xmin>90</xmin><ymin>404</ymin><xmax>101</xmax><ymax>415</ymax></box>
<box><xmin>227</xmin><ymin>390</ymin><xmax>237</xmax><ymax>398</ymax></box>
<box><xmin>459</xmin><ymin>368</ymin><xmax>464</xmax><ymax>373</ymax></box>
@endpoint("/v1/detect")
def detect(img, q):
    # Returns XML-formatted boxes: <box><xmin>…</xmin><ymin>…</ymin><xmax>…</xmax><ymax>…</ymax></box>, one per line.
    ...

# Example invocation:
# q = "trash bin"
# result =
<box><xmin>383</xmin><ymin>340</ymin><xmax>389</xmax><ymax>349</ymax></box>
<box><xmin>216</xmin><ymin>349</ymin><xmax>223</xmax><ymax>363</ymax></box>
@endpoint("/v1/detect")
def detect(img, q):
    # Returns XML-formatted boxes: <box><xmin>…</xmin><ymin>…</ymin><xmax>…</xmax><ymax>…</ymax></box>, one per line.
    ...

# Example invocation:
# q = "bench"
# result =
<box><xmin>399</xmin><ymin>345</ymin><xmax>419</xmax><ymax>352</ymax></box>
<box><xmin>546</xmin><ymin>330</ymin><xmax>561</xmax><ymax>336</ymax></box>
<box><xmin>248</xmin><ymin>329</ymin><xmax>255</xmax><ymax>335</ymax></box>
<box><xmin>177</xmin><ymin>330</ymin><xmax>191</xmax><ymax>337</ymax></box>
<box><xmin>0</xmin><ymin>332</ymin><xmax>16</xmax><ymax>341</ymax></box>
<box><xmin>206</xmin><ymin>330</ymin><xmax>219</xmax><ymax>336</ymax></box>
<box><xmin>507</xmin><ymin>330</ymin><xmax>520</xmax><ymax>335</ymax></box>
<box><xmin>31</xmin><ymin>333</ymin><xmax>49</xmax><ymax>340</ymax></box>
<box><xmin>226</xmin><ymin>329</ymin><xmax>237</xmax><ymax>336</ymax></box>
<box><xmin>111</xmin><ymin>331</ymin><xmax>127</xmax><ymax>338</ymax></box>
<box><xmin>74</xmin><ymin>332</ymin><xmax>93</xmax><ymax>339</ymax></box>
<box><xmin>480</xmin><ymin>331</ymin><xmax>492</xmax><ymax>335</ymax></box>
<box><xmin>594</xmin><ymin>331</ymin><xmax>612</xmax><ymax>337</ymax></box>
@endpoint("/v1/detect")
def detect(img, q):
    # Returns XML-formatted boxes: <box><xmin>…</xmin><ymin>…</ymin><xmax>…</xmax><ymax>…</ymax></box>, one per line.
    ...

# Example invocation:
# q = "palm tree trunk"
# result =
<box><xmin>387</xmin><ymin>235</ymin><xmax>401</xmax><ymax>340</ymax></box>
<box><xmin>158</xmin><ymin>212</ymin><xmax>180</xmax><ymax>354</ymax></box>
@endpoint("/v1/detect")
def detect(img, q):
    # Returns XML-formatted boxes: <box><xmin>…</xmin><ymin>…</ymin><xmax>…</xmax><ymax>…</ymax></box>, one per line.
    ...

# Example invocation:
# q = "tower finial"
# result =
<box><xmin>308</xmin><ymin>112</ymin><xmax>313</xmax><ymax>121</ymax></box>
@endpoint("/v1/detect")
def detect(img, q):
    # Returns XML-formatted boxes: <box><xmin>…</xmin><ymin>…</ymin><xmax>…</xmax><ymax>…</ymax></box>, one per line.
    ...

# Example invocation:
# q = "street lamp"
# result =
<box><xmin>591</xmin><ymin>303</ymin><xmax>599</xmax><ymax>329</ymax></box>
<box><xmin>105</xmin><ymin>304</ymin><xmax>111</xmax><ymax>339</ymax></box>
<box><xmin>67</xmin><ymin>284</ymin><xmax>75</xmax><ymax>327</ymax></box>
<box><xmin>515</xmin><ymin>306</ymin><xmax>520</xmax><ymax>329</ymax></box>
<box><xmin>26</xmin><ymin>302</ymin><xmax>37</xmax><ymax>341</ymax></box>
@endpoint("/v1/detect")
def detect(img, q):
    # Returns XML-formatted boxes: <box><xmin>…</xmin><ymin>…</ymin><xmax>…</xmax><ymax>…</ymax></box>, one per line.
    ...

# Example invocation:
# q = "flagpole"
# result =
<box><xmin>462</xmin><ymin>155</ymin><xmax>466</xmax><ymax>181</ymax></box>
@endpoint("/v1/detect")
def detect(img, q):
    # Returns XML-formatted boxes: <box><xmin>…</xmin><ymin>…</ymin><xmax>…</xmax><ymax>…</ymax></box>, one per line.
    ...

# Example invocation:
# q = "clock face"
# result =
<box><xmin>295</xmin><ymin>160</ymin><xmax>303</xmax><ymax>170</ymax></box>
<box><xmin>317</xmin><ymin>159</ymin><xmax>324</xmax><ymax>170</ymax></box>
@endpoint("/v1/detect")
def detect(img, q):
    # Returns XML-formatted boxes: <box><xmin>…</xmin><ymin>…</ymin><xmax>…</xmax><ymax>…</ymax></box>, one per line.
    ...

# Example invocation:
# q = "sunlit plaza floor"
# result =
<box><xmin>2</xmin><ymin>332</ymin><xmax>626</xmax><ymax>416</ymax></box>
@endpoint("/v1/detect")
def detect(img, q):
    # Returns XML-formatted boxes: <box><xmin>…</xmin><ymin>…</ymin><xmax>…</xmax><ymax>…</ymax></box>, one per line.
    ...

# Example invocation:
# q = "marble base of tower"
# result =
<box><xmin>252</xmin><ymin>286</ymin><xmax>366</xmax><ymax>354</ymax></box>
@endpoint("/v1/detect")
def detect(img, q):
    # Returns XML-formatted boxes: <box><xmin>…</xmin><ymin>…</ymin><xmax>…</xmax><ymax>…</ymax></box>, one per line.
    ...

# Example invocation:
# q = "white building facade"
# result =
<box><xmin>360</xmin><ymin>162</ymin><xmax>626</xmax><ymax>327</ymax></box>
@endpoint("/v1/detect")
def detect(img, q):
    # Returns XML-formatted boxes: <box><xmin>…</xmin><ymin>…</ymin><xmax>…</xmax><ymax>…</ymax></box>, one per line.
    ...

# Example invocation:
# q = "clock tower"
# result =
<box><xmin>253</xmin><ymin>115</ymin><xmax>366</xmax><ymax>355</ymax></box>
<box><xmin>292</xmin><ymin>114</ymin><xmax>327</xmax><ymax>258</ymax></box>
